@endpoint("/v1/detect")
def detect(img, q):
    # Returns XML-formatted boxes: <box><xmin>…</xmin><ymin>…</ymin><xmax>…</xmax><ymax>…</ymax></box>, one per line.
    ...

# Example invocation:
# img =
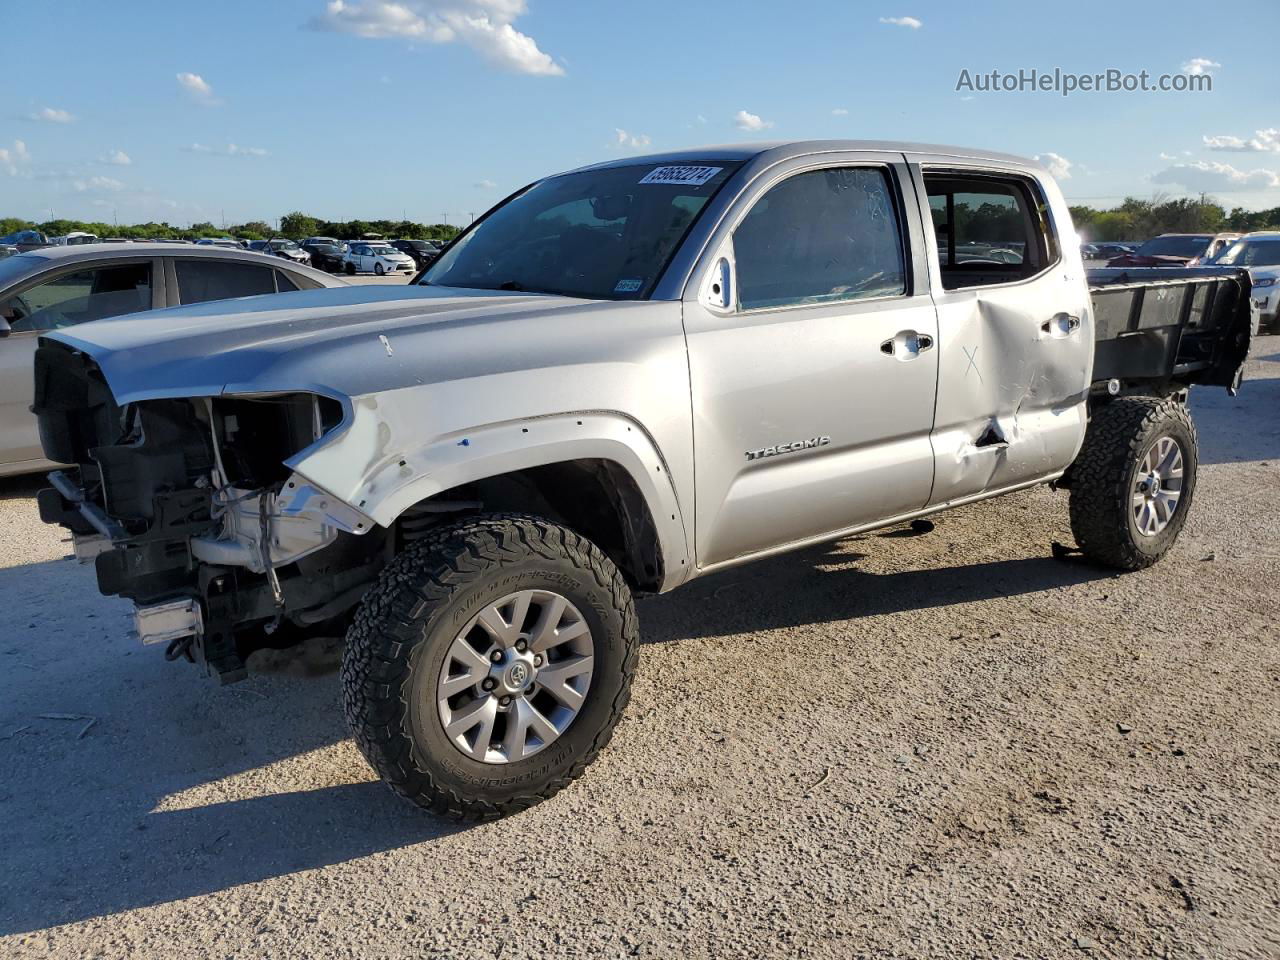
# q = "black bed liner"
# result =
<box><xmin>1087</xmin><ymin>266</ymin><xmax>1253</xmax><ymax>392</ymax></box>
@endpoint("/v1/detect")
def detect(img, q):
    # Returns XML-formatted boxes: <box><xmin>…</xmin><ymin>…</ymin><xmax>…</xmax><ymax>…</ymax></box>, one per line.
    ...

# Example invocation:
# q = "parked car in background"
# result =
<box><xmin>0</xmin><ymin>230</ymin><xmax>49</xmax><ymax>252</ymax></box>
<box><xmin>0</xmin><ymin>243</ymin><xmax>345</xmax><ymax>477</ymax></box>
<box><xmin>0</xmin><ymin>245</ymin><xmax>16</xmax><ymax>259</ymax></box>
<box><xmin>390</xmin><ymin>238</ymin><xmax>441</xmax><ymax>269</ymax></box>
<box><xmin>1108</xmin><ymin>233</ymin><xmax>1239</xmax><ymax>267</ymax></box>
<box><xmin>301</xmin><ymin>241</ymin><xmax>346</xmax><ymax>273</ymax></box>
<box><xmin>1090</xmin><ymin>242</ymin><xmax>1136</xmax><ymax>261</ymax></box>
<box><xmin>196</xmin><ymin>237</ymin><xmax>241</xmax><ymax>249</ymax></box>
<box><xmin>1209</xmin><ymin>231</ymin><xmax>1280</xmax><ymax>332</ymax></box>
<box><xmin>342</xmin><ymin>241</ymin><xmax>415</xmax><ymax>276</ymax></box>
<box><xmin>248</xmin><ymin>238</ymin><xmax>312</xmax><ymax>265</ymax></box>
<box><xmin>302</xmin><ymin>236</ymin><xmax>341</xmax><ymax>248</ymax></box>
<box><xmin>51</xmin><ymin>231</ymin><xmax>100</xmax><ymax>246</ymax></box>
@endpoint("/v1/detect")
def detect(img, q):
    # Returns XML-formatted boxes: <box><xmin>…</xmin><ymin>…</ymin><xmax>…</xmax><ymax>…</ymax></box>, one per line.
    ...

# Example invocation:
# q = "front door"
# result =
<box><xmin>684</xmin><ymin>158</ymin><xmax>939</xmax><ymax>568</ymax></box>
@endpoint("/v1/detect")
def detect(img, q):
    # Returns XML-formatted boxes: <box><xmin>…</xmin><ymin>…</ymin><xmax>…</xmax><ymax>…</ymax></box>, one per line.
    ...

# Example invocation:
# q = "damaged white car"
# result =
<box><xmin>35</xmin><ymin>141</ymin><xmax>1252</xmax><ymax>818</ymax></box>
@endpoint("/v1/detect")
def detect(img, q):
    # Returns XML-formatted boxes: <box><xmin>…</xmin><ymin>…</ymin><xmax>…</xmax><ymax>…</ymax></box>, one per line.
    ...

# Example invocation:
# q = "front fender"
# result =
<box><xmin>288</xmin><ymin>403</ymin><xmax>693</xmax><ymax>590</ymax></box>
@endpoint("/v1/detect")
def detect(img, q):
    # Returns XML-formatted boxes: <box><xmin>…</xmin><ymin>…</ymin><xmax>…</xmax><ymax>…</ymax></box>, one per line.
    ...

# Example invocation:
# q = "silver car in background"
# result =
<box><xmin>0</xmin><ymin>243</ymin><xmax>346</xmax><ymax>477</ymax></box>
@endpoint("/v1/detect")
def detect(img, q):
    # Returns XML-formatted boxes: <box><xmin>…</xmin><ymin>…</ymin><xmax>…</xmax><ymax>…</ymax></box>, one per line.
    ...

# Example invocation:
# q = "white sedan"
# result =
<box><xmin>343</xmin><ymin>243</ymin><xmax>416</xmax><ymax>276</ymax></box>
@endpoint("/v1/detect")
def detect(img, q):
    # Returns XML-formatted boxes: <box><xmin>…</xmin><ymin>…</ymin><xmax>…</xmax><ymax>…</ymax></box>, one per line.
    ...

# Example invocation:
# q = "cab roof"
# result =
<box><xmin>567</xmin><ymin>139</ymin><xmax>1039</xmax><ymax>175</ymax></box>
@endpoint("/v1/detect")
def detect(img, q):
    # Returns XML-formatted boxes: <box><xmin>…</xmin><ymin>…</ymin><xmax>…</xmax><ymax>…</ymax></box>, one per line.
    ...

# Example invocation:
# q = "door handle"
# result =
<box><xmin>880</xmin><ymin>330</ymin><xmax>934</xmax><ymax>361</ymax></box>
<box><xmin>1041</xmin><ymin>313</ymin><xmax>1081</xmax><ymax>338</ymax></box>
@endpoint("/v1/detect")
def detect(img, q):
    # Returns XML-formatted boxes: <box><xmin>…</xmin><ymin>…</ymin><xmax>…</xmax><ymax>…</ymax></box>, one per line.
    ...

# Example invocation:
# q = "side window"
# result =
<box><xmin>924</xmin><ymin>173</ymin><xmax>1056</xmax><ymax>290</ymax></box>
<box><xmin>1</xmin><ymin>263</ymin><xmax>152</xmax><ymax>332</ymax></box>
<box><xmin>733</xmin><ymin>167</ymin><xmax>906</xmax><ymax>311</ymax></box>
<box><xmin>175</xmin><ymin>260</ymin><xmax>276</xmax><ymax>305</ymax></box>
<box><xmin>274</xmin><ymin>270</ymin><xmax>299</xmax><ymax>292</ymax></box>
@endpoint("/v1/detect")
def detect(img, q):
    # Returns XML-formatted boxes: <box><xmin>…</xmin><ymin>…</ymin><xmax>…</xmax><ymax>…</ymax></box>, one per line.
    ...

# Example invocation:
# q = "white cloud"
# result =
<box><xmin>614</xmin><ymin>128</ymin><xmax>651</xmax><ymax>149</ymax></box>
<box><xmin>1151</xmin><ymin>160</ymin><xmax>1279</xmax><ymax>193</ymax></box>
<box><xmin>1159</xmin><ymin>151</ymin><xmax>1178</xmax><ymax>161</ymax></box>
<box><xmin>176</xmin><ymin>72</ymin><xmax>221</xmax><ymax>105</ymax></box>
<box><xmin>1203</xmin><ymin>128</ymin><xmax>1280</xmax><ymax>153</ymax></box>
<box><xmin>831</xmin><ymin>107</ymin><xmax>849</xmax><ymax>116</ymax></box>
<box><xmin>879</xmin><ymin>15</ymin><xmax>922</xmax><ymax>28</ymax></box>
<box><xmin>309</xmin><ymin>1</ymin><xmax>564</xmax><ymax>76</ymax></box>
<box><xmin>30</xmin><ymin>106</ymin><xmax>74</xmax><ymax>123</ymax></box>
<box><xmin>73</xmin><ymin>175</ymin><xmax>125</xmax><ymax>192</ymax></box>
<box><xmin>734</xmin><ymin>109</ymin><xmax>773</xmax><ymax>132</ymax></box>
<box><xmin>1035</xmin><ymin>152</ymin><xmax>1072</xmax><ymax>180</ymax></box>
<box><xmin>1181</xmin><ymin>57</ymin><xmax>1220</xmax><ymax>76</ymax></box>
<box><xmin>474</xmin><ymin>178</ymin><xmax>497</xmax><ymax>188</ymax></box>
<box><xmin>184</xmin><ymin>142</ymin><xmax>269</xmax><ymax>158</ymax></box>
<box><xmin>100</xmin><ymin>149</ymin><xmax>132</xmax><ymax>166</ymax></box>
<box><xmin>0</xmin><ymin>139</ymin><xmax>30</xmax><ymax>176</ymax></box>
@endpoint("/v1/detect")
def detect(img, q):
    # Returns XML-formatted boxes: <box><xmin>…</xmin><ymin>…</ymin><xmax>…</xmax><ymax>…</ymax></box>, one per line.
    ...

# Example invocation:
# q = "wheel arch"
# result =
<box><xmin>292</xmin><ymin>410</ymin><xmax>693</xmax><ymax>593</ymax></box>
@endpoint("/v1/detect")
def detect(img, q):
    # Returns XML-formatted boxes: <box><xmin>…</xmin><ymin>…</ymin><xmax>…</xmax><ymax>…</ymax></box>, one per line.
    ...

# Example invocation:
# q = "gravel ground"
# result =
<box><xmin>1</xmin><ymin>340</ymin><xmax>1277</xmax><ymax>960</ymax></box>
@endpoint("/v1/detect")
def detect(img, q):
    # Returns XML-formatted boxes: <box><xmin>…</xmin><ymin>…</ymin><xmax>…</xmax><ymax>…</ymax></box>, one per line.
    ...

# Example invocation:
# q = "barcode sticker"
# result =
<box><xmin>638</xmin><ymin>165</ymin><xmax>723</xmax><ymax>187</ymax></box>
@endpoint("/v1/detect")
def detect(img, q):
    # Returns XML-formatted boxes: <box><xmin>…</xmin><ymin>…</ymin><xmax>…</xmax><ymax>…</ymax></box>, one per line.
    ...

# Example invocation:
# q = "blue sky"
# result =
<box><xmin>3</xmin><ymin>0</ymin><xmax>1278</xmax><ymax>227</ymax></box>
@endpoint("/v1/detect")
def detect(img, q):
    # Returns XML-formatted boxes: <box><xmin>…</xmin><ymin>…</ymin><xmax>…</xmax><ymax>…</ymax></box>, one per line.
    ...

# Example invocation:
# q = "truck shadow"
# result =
<box><xmin>0</xmin><ymin>553</ymin><xmax>468</xmax><ymax>936</ymax></box>
<box><xmin>0</xmin><ymin>529</ymin><xmax>1110</xmax><ymax>935</ymax></box>
<box><xmin>639</xmin><ymin>541</ymin><xmax>1108</xmax><ymax>644</ymax></box>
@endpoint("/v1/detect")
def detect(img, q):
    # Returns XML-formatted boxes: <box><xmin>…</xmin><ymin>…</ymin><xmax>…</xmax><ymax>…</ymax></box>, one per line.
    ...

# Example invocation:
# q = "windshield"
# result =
<box><xmin>423</xmin><ymin>161</ymin><xmax>742</xmax><ymax>299</ymax></box>
<box><xmin>368</xmin><ymin>245</ymin><xmax>396</xmax><ymax>255</ymax></box>
<box><xmin>269</xmin><ymin>240</ymin><xmax>299</xmax><ymax>250</ymax></box>
<box><xmin>1210</xmin><ymin>238</ymin><xmax>1280</xmax><ymax>267</ymax></box>
<box><xmin>1135</xmin><ymin>235</ymin><xmax>1210</xmax><ymax>258</ymax></box>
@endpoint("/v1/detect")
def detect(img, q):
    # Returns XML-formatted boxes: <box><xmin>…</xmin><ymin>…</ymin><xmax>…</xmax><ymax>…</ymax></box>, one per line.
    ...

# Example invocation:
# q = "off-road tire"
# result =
<box><xmin>341</xmin><ymin>514</ymin><xmax>639</xmax><ymax>819</ymax></box>
<box><xmin>1068</xmin><ymin>396</ymin><xmax>1198</xmax><ymax>570</ymax></box>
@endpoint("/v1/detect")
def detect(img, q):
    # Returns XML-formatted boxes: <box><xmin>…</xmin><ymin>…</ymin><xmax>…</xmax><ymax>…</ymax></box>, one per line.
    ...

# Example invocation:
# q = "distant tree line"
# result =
<box><xmin>0</xmin><ymin>212</ymin><xmax>462</xmax><ymax>244</ymax></box>
<box><xmin>7</xmin><ymin>196</ymin><xmax>1280</xmax><ymax>248</ymax></box>
<box><xmin>1069</xmin><ymin>196</ymin><xmax>1280</xmax><ymax>242</ymax></box>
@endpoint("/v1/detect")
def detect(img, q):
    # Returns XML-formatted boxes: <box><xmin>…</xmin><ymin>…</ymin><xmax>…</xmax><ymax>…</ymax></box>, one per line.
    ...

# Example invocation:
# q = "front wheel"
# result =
<box><xmin>374</xmin><ymin>262</ymin><xmax>385</xmax><ymax>276</ymax></box>
<box><xmin>345</xmin><ymin>261</ymin><xmax>356</xmax><ymax>275</ymax></box>
<box><xmin>1068</xmin><ymin>396</ymin><xmax>1198</xmax><ymax>570</ymax></box>
<box><xmin>342</xmin><ymin>514</ymin><xmax>639</xmax><ymax>819</ymax></box>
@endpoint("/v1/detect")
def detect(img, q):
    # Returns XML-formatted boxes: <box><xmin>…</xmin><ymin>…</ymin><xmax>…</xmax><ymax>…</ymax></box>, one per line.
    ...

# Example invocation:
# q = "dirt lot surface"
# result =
<box><xmin>1</xmin><ymin>341</ymin><xmax>1277</xmax><ymax>960</ymax></box>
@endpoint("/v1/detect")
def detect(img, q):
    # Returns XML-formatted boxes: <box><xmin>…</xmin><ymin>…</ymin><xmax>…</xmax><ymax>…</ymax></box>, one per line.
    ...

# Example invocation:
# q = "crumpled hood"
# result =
<box><xmin>42</xmin><ymin>284</ymin><xmax>600</xmax><ymax>404</ymax></box>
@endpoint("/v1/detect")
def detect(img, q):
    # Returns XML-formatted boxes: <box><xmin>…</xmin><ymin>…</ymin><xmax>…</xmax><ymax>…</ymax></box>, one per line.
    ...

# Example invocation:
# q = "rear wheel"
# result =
<box><xmin>1068</xmin><ymin>396</ymin><xmax>1198</xmax><ymax>570</ymax></box>
<box><xmin>341</xmin><ymin>514</ymin><xmax>638</xmax><ymax>819</ymax></box>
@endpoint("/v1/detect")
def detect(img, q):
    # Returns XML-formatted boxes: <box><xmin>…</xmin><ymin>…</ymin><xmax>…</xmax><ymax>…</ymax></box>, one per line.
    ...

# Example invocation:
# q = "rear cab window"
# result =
<box><xmin>924</xmin><ymin>171</ymin><xmax>1058</xmax><ymax>290</ymax></box>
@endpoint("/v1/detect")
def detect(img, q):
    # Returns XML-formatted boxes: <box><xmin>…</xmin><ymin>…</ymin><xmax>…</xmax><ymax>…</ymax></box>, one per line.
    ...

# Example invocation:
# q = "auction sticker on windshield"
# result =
<box><xmin>638</xmin><ymin>165</ymin><xmax>724</xmax><ymax>186</ymax></box>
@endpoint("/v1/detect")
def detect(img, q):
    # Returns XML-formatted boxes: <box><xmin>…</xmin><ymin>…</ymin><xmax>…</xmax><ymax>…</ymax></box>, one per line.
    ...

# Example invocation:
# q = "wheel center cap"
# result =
<box><xmin>494</xmin><ymin>651</ymin><xmax>537</xmax><ymax>696</ymax></box>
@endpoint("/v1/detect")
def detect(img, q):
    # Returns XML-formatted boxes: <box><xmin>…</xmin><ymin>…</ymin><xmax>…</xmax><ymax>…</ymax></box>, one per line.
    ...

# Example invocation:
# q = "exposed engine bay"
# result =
<box><xmin>33</xmin><ymin>340</ymin><xmax>388</xmax><ymax>683</ymax></box>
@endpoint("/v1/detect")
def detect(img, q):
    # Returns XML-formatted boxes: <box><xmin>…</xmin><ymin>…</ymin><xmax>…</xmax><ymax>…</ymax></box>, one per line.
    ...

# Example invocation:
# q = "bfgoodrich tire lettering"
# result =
<box><xmin>341</xmin><ymin>514</ymin><xmax>638</xmax><ymax>819</ymax></box>
<box><xmin>1068</xmin><ymin>397</ymin><xmax>1198</xmax><ymax>570</ymax></box>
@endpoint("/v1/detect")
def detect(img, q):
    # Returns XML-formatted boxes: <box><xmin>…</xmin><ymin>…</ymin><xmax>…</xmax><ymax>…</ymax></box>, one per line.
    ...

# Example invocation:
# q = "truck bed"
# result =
<box><xmin>1087</xmin><ymin>266</ymin><xmax>1253</xmax><ymax>392</ymax></box>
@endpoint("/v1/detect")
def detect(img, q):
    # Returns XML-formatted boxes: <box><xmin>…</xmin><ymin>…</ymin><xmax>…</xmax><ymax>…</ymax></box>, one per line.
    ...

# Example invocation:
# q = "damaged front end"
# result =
<box><xmin>33</xmin><ymin>341</ymin><xmax>385</xmax><ymax>684</ymax></box>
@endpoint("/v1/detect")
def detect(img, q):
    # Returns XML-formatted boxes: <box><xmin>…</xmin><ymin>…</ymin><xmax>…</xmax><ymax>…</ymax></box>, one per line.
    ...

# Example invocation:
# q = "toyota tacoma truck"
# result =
<box><xmin>33</xmin><ymin>141</ymin><xmax>1252</xmax><ymax>818</ymax></box>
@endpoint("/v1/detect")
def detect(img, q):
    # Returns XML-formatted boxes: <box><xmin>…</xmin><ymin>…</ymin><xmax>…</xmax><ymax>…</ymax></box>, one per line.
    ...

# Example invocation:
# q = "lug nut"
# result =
<box><xmin>500</xmin><ymin>696</ymin><xmax>513</xmax><ymax>707</ymax></box>
<box><xmin>490</xmin><ymin>650</ymin><xmax>503</xmax><ymax>663</ymax></box>
<box><xmin>481</xmin><ymin>678</ymin><xmax>496</xmax><ymax>691</ymax></box>
<box><xmin>515</xmin><ymin>639</ymin><xmax>528</xmax><ymax>652</ymax></box>
<box><xmin>533</xmin><ymin>655</ymin><xmax>543</xmax><ymax>667</ymax></box>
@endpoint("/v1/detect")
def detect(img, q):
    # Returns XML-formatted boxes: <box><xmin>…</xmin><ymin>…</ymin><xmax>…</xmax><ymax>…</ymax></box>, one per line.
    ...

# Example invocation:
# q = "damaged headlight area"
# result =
<box><xmin>33</xmin><ymin>341</ymin><xmax>385</xmax><ymax>684</ymax></box>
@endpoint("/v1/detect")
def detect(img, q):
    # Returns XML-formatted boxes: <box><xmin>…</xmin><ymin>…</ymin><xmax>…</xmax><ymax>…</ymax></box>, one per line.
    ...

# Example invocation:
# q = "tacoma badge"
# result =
<box><xmin>745</xmin><ymin>436</ymin><xmax>831</xmax><ymax>461</ymax></box>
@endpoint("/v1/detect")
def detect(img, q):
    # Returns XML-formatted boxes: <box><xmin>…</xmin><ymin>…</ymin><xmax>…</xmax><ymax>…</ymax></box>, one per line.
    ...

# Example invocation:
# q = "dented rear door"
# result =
<box><xmin>905</xmin><ymin>157</ymin><xmax>1092</xmax><ymax>506</ymax></box>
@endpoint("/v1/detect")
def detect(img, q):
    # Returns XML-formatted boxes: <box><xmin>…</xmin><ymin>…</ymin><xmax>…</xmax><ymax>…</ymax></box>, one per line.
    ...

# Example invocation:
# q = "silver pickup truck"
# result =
<box><xmin>33</xmin><ymin>141</ymin><xmax>1251</xmax><ymax>818</ymax></box>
